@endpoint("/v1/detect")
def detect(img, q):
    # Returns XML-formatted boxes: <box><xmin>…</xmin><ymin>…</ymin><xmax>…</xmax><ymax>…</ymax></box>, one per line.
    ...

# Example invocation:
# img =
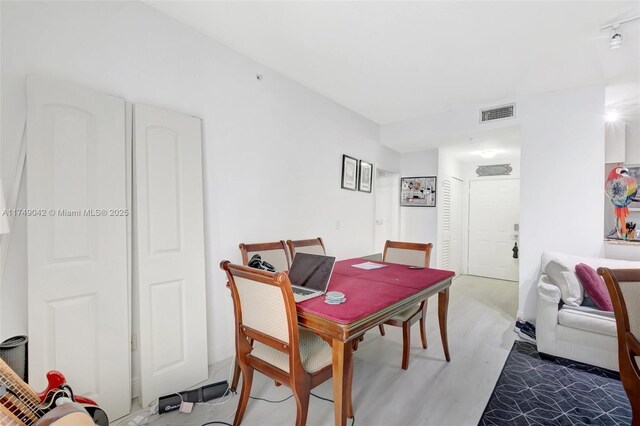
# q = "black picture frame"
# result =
<box><xmin>401</xmin><ymin>176</ymin><xmax>436</xmax><ymax>207</ymax></box>
<box><xmin>358</xmin><ymin>160</ymin><xmax>372</xmax><ymax>193</ymax></box>
<box><xmin>341</xmin><ymin>155</ymin><xmax>358</xmax><ymax>191</ymax></box>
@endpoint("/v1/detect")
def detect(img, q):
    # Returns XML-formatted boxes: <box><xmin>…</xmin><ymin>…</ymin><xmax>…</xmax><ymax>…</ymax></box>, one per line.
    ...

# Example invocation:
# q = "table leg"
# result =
<box><xmin>346</xmin><ymin>349</ymin><xmax>354</xmax><ymax>419</ymax></box>
<box><xmin>438</xmin><ymin>288</ymin><xmax>451</xmax><ymax>362</ymax></box>
<box><xmin>332</xmin><ymin>339</ymin><xmax>352</xmax><ymax>426</ymax></box>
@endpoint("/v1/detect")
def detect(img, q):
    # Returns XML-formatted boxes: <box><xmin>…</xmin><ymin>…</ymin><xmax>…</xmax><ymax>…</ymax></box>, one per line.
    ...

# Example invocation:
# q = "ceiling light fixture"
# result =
<box><xmin>606</xmin><ymin>110</ymin><xmax>620</xmax><ymax>122</ymax></box>
<box><xmin>610</xmin><ymin>24</ymin><xmax>623</xmax><ymax>49</ymax></box>
<box><xmin>601</xmin><ymin>16</ymin><xmax>639</xmax><ymax>50</ymax></box>
<box><xmin>479</xmin><ymin>150</ymin><xmax>498</xmax><ymax>159</ymax></box>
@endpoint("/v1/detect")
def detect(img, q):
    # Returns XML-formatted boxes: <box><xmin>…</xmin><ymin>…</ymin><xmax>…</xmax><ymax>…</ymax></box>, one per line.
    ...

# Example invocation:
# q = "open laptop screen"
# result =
<box><xmin>288</xmin><ymin>253</ymin><xmax>336</xmax><ymax>292</ymax></box>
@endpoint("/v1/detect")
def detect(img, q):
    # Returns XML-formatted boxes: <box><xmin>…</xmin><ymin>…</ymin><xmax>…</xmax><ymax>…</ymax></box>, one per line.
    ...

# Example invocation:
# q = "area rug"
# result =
<box><xmin>479</xmin><ymin>341</ymin><xmax>632</xmax><ymax>425</ymax></box>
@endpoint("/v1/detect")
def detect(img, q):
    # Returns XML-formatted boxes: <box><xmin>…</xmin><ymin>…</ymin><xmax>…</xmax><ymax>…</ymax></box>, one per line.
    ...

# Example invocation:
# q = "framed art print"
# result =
<box><xmin>628</xmin><ymin>165</ymin><xmax>640</xmax><ymax>211</ymax></box>
<box><xmin>341</xmin><ymin>155</ymin><xmax>358</xmax><ymax>191</ymax></box>
<box><xmin>401</xmin><ymin>176</ymin><xmax>436</xmax><ymax>207</ymax></box>
<box><xmin>358</xmin><ymin>160</ymin><xmax>372</xmax><ymax>193</ymax></box>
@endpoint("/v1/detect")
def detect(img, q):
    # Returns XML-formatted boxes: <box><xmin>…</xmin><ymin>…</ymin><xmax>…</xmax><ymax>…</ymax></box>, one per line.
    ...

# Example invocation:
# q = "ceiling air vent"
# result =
<box><xmin>480</xmin><ymin>103</ymin><xmax>515</xmax><ymax>123</ymax></box>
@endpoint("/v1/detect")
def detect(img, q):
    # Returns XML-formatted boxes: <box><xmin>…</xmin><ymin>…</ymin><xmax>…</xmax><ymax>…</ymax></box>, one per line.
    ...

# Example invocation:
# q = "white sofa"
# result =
<box><xmin>536</xmin><ymin>251</ymin><xmax>640</xmax><ymax>371</ymax></box>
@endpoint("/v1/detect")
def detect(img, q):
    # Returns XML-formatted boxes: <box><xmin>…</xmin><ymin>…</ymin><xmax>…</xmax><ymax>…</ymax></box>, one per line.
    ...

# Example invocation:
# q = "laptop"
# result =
<box><xmin>288</xmin><ymin>253</ymin><xmax>336</xmax><ymax>302</ymax></box>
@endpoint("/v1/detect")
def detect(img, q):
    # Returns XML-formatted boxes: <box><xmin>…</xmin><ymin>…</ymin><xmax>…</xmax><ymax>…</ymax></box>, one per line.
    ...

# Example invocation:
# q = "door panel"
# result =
<box><xmin>468</xmin><ymin>179</ymin><xmax>520</xmax><ymax>281</ymax></box>
<box><xmin>133</xmin><ymin>104</ymin><xmax>208</xmax><ymax>407</ymax></box>
<box><xmin>374</xmin><ymin>169</ymin><xmax>399</xmax><ymax>253</ymax></box>
<box><xmin>27</xmin><ymin>76</ymin><xmax>130</xmax><ymax>419</ymax></box>
<box><xmin>440</xmin><ymin>178</ymin><xmax>463</xmax><ymax>275</ymax></box>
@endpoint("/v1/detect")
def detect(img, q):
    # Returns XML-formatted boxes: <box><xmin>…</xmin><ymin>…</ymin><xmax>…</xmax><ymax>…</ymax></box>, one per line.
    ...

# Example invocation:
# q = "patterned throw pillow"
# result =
<box><xmin>575</xmin><ymin>263</ymin><xmax>613</xmax><ymax>312</ymax></box>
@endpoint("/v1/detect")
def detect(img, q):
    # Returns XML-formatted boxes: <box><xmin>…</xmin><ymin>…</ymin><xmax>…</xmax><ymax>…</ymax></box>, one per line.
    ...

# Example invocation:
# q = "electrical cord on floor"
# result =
<box><xmin>310</xmin><ymin>393</ymin><xmax>355</xmax><ymax>426</ymax></box>
<box><xmin>210</xmin><ymin>392</ymin><xmax>355</xmax><ymax>425</ymax></box>
<box><xmin>201</xmin><ymin>422</ymin><xmax>232</xmax><ymax>426</ymax></box>
<box><xmin>310</xmin><ymin>392</ymin><xmax>333</xmax><ymax>403</ymax></box>
<box><xmin>249</xmin><ymin>394</ymin><xmax>294</xmax><ymax>403</ymax></box>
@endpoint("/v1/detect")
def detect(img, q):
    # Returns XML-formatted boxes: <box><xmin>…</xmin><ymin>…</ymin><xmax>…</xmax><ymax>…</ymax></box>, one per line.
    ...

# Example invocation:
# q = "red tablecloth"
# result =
<box><xmin>296</xmin><ymin>258</ymin><xmax>454</xmax><ymax>324</ymax></box>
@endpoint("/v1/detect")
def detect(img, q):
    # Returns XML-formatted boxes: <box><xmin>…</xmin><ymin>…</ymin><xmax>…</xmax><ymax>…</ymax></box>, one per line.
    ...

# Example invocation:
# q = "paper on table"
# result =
<box><xmin>351</xmin><ymin>261</ymin><xmax>388</xmax><ymax>270</ymax></box>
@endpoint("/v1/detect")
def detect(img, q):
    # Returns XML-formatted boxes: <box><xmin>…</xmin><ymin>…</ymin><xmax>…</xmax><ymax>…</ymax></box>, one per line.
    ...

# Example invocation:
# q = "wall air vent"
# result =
<box><xmin>480</xmin><ymin>103</ymin><xmax>515</xmax><ymax>123</ymax></box>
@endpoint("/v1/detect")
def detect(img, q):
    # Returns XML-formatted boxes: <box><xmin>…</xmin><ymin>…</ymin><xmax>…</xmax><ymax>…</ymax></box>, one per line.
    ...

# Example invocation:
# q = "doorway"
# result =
<box><xmin>467</xmin><ymin>178</ymin><xmax>520</xmax><ymax>281</ymax></box>
<box><xmin>374</xmin><ymin>168</ymin><xmax>400</xmax><ymax>253</ymax></box>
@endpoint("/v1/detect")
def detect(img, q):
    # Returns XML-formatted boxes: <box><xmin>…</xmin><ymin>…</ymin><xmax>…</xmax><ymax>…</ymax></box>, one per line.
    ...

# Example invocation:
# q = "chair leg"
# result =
<box><xmin>379</xmin><ymin>324</ymin><xmax>386</xmax><ymax>336</ymax></box>
<box><xmin>632</xmin><ymin>404</ymin><xmax>640</xmax><ymax>426</ymax></box>
<box><xmin>233</xmin><ymin>366</ymin><xmax>254</xmax><ymax>426</ymax></box>
<box><xmin>293</xmin><ymin>389</ymin><xmax>310</xmax><ymax>426</ymax></box>
<box><xmin>401</xmin><ymin>322</ymin><xmax>411</xmax><ymax>370</ymax></box>
<box><xmin>419</xmin><ymin>315</ymin><xmax>427</xmax><ymax>350</ymax></box>
<box><xmin>230</xmin><ymin>359</ymin><xmax>241</xmax><ymax>392</ymax></box>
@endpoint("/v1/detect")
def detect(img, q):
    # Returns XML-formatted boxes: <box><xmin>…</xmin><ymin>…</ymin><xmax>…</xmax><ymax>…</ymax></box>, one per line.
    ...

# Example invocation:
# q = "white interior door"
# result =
<box><xmin>133</xmin><ymin>104</ymin><xmax>208</xmax><ymax>406</ymax></box>
<box><xmin>26</xmin><ymin>76</ymin><xmax>130</xmax><ymax>419</ymax></box>
<box><xmin>374</xmin><ymin>169</ymin><xmax>399</xmax><ymax>253</ymax></box>
<box><xmin>441</xmin><ymin>178</ymin><xmax>463</xmax><ymax>274</ymax></box>
<box><xmin>468</xmin><ymin>179</ymin><xmax>520</xmax><ymax>281</ymax></box>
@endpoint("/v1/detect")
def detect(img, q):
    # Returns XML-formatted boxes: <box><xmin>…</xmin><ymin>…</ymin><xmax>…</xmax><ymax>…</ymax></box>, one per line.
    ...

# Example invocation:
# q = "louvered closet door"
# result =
<box><xmin>133</xmin><ymin>104</ymin><xmax>208</xmax><ymax>407</ymax></box>
<box><xmin>440</xmin><ymin>177</ymin><xmax>462</xmax><ymax>275</ymax></box>
<box><xmin>26</xmin><ymin>76</ymin><xmax>130</xmax><ymax>419</ymax></box>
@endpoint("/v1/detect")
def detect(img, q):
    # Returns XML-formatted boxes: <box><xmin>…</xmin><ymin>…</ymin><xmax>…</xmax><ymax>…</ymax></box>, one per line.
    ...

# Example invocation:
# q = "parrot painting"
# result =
<box><xmin>605</xmin><ymin>166</ymin><xmax>639</xmax><ymax>237</ymax></box>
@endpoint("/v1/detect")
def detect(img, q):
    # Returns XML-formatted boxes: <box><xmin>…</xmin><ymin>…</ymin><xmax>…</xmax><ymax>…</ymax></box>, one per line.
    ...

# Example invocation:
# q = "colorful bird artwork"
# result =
<box><xmin>605</xmin><ymin>166</ymin><xmax>639</xmax><ymax>237</ymax></box>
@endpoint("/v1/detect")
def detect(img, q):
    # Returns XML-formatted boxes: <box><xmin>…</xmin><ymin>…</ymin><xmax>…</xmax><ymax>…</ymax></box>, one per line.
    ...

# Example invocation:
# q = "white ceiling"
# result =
<box><xmin>438</xmin><ymin>125</ymin><xmax>521</xmax><ymax>163</ymax></box>
<box><xmin>147</xmin><ymin>1</ymin><xmax>639</xmax><ymax>126</ymax></box>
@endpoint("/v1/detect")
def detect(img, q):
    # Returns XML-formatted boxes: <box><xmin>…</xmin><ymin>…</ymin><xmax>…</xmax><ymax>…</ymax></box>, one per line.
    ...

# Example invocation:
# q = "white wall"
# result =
<box><xmin>0</xmin><ymin>0</ymin><xmax>400</xmax><ymax>373</ymax></box>
<box><xmin>383</xmin><ymin>85</ymin><xmax>605</xmax><ymax>321</ymax></box>
<box><xmin>399</xmin><ymin>149</ymin><xmax>438</xmax><ymax>252</ymax></box>
<box><xmin>518</xmin><ymin>85</ymin><xmax>605</xmax><ymax>319</ymax></box>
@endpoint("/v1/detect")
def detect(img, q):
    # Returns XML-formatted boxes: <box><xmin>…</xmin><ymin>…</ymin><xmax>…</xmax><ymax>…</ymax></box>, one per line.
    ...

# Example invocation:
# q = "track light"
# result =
<box><xmin>610</xmin><ymin>24</ymin><xmax>622</xmax><ymax>49</ymax></box>
<box><xmin>601</xmin><ymin>16</ymin><xmax>639</xmax><ymax>50</ymax></box>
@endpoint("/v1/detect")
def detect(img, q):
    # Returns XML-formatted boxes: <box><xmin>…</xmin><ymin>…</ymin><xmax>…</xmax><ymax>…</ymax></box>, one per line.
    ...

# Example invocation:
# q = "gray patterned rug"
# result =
<box><xmin>479</xmin><ymin>341</ymin><xmax>632</xmax><ymax>425</ymax></box>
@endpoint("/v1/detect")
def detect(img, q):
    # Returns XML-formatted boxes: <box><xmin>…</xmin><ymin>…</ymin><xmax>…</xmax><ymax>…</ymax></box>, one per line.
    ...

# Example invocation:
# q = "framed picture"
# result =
<box><xmin>401</xmin><ymin>176</ymin><xmax>436</xmax><ymax>207</ymax></box>
<box><xmin>341</xmin><ymin>155</ymin><xmax>358</xmax><ymax>191</ymax></box>
<box><xmin>628</xmin><ymin>165</ymin><xmax>640</xmax><ymax>211</ymax></box>
<box><xmin>358</xmin><ymin>160</ymin><xmax>372</xmax><ymax>193</ymax></box>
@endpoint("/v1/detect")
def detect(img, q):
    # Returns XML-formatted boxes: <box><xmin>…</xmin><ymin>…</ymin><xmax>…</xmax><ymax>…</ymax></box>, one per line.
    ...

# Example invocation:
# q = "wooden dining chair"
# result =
<box><xmin>220</xmin><ymin>261</ymin><xmax>350</xmax><ymax>426</ymax></box>
<box><xmin>239</xmin><ymin>240</ymin><xmax>290</xmax><ymax>272</ymax></box>
<box><xmin>379</xmin><ymin>240</ymin><xmax>433</xmax><ymax>370</ymax></box>
<box><xmin>230</xmin><ymin>240</ymin><xmax>291</xmax><ymax>392</ymax></box>
<box><xmin>598</xmin><ymin>268</ymin><xmax>640</xmax><ymax>425</ymax></box>
<box><xmin>286</xmin><ymin>237</ymin><xmax>326</xmax><ymax>259</ymax></box>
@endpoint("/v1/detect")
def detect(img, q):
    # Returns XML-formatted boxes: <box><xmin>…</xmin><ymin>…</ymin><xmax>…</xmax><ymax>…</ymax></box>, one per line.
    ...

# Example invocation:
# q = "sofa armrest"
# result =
<box><xmin>537</xmin><ymin>275</ymin><xmax>561</xmax><ymax>304</ymax></box>
<box><xmin>536</xmin><ymin>275</ymin><xmax>561</xmax><ymax>356</ymax></box>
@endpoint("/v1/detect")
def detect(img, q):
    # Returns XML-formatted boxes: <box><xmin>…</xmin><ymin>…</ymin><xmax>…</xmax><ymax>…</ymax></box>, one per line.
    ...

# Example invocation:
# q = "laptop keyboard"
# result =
<box><xmin>292</xmin><ymin>287</ymin><xmax>314</xmax><ymax>296</ymax></box>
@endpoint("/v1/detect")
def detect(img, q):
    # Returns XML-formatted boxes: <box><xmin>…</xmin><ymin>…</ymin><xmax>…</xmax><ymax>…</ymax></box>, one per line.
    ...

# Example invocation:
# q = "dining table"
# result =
<box><xmin>296</xmin><ymin>257</ymin><xmax>455</xmax><ymax>426</ymax></box>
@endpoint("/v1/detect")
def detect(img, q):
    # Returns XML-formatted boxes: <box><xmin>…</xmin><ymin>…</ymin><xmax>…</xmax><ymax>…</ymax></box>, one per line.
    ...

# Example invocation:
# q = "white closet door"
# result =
<box><xmin>133</xmin><ymin>104</ymin><xmax>208</xmax><ymax>406</ymax></box>
<box><xmin>440</xmin><ymin>178</ymin><xmax>463</xmax><ymax>275</ymax></box>
<box><xmin>26</xmin><ymin>76</ymin><xmax>130</xmax><ymax>419</ymax></box>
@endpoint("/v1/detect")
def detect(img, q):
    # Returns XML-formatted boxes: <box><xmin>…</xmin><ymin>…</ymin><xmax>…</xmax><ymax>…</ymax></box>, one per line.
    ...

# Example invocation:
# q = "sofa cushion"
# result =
<box><xmin>558</xmin><ymin>306</ymin><xmax>616</xmax><ymax>337</ymax></box>
<box><xmin>545</xmin><ymin>259</ymin><xmax>583</xmax><ymax>306</ymax></box>
<box><xmin>575</xmin><ymin>263</ymin><xmax>613</xmax><ymax>311</ymax></box>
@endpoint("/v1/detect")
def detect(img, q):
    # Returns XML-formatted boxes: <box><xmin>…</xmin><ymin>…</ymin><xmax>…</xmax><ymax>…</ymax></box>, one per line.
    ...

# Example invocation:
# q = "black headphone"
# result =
<box><xmin>248</xmin><ymin>254</ymin><xmax>276</xmax><ymax>272</ymax></box>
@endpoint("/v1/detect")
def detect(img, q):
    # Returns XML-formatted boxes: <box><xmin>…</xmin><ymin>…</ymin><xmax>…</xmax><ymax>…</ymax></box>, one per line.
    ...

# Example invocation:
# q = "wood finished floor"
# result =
<box><xmin>116</xmin><ymin>275</ymin><xmax>518</xmax><ymax>426</ymax></box>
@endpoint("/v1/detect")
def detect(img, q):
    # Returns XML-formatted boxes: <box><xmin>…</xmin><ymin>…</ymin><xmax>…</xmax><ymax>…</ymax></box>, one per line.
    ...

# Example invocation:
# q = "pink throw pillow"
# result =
<box><xmin>574</xmin><ymin>263</ymin><xmax>613</xmax><ymax>312</ymax></box>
